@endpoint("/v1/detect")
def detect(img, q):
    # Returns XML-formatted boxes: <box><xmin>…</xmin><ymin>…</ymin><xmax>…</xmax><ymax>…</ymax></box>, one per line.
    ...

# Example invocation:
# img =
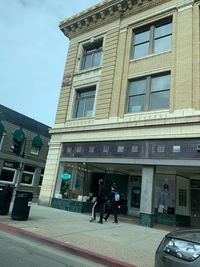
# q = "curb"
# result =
<box><xmin>0</xmin><ymin>223</ymin><xmax>137</xmax><ymax>267</ymax></box>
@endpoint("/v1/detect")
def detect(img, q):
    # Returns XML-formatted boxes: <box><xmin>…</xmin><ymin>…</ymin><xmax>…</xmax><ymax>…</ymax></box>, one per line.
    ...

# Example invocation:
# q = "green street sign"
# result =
<box><xmin>60</xmin><ymin>173</ymin><xmax>72</xmax><ymax>180</ymax></box>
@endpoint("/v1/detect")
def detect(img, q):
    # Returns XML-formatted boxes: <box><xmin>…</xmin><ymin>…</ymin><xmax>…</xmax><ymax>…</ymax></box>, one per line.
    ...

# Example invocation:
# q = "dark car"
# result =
<box><xmin>155</xmin><ymin>229</ymin><xmax>200</xmax><ymax>267</ymax></box>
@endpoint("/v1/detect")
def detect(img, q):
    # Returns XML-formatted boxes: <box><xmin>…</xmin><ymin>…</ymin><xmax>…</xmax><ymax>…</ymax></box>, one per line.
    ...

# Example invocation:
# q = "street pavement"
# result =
<box><xmin>0</xmin><ymin>203</ymin><xmax>176</xmax><ymax>267</ymax></box>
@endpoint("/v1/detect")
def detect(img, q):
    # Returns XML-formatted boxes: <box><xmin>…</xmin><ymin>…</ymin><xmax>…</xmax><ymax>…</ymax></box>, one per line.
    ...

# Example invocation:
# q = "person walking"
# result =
<box><xmin>104</xmin><ymin>184</ymin><xmax>119</xmax><ymax>224</ymax></box>
<box><xmin>89</xmin><ymin>179</ymin><xmax>106</xmax><ymax>224</ymax></box>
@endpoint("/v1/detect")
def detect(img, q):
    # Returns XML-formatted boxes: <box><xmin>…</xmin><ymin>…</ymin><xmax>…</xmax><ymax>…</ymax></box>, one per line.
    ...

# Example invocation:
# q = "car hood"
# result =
<box><xmin>166</xmin><ymin>229</ymin><xmax>200</xmax><ymax>244</ymax></box>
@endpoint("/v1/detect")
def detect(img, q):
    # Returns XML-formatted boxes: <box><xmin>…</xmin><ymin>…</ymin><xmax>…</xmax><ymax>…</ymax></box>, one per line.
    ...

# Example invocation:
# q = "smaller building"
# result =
<box><xmin>0</xmin><ymin>104</ymin><xmax>50</xmax><ymax>200</ymax></box>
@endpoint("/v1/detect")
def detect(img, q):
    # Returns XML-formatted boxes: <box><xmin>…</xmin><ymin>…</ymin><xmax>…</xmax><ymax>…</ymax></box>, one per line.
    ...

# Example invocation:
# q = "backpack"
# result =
<box><xmin>114</xmin><ymin>191</ymin><xmax>120</xmax><ymax>202</ymax></box>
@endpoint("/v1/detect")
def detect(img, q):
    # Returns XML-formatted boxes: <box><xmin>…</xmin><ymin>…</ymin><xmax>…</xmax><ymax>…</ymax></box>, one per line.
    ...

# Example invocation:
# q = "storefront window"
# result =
<box><xmin>154</xmin><ymin>174</ymin><xmax>175</xmax><ymax>214</ymax></box>
<box><xmin>59</xmin><ymin>163</ymin><xmax>89</xmax><ymax>201</ymax></box>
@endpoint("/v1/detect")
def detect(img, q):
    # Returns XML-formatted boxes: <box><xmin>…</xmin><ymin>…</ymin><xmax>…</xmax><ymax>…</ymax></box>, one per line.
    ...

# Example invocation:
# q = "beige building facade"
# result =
<box><xmin>39</xmin><ymin>0</ymin><xmax>200</xmax><ymax>227</ymax></box>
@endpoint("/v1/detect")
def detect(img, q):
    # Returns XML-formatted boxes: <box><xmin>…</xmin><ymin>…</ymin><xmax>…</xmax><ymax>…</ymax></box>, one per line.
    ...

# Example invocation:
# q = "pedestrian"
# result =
<box><xmin>104</xmin><ymin>183</ymin><xmax>119</xmax><ymax>224</ymax></box>
<box><xmin>89</xmin><ymin>178</ymin><xmax>106</xmax><ymax>224</ymax></box>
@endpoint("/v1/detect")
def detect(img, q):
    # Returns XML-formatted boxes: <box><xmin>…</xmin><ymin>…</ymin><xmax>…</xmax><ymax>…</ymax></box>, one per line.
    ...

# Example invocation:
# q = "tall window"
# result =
<box><xmin>128</xmin><ymin>73</ymin><xmax>170</xmax><ymax>113</ymax></box>
<box><xmin>74</xmin><ymin>87</ymin><xmax>96</xmax><ymax>118</ymax></box>
<box><xmin>132</xmin><ymin>18</ymin><xmax>172</xmax><ymax>59</ymax></box>
<box><xmin>82</xmin><ymin>40</ymin><xmax>102</xmax><ymax>70</ymax></box>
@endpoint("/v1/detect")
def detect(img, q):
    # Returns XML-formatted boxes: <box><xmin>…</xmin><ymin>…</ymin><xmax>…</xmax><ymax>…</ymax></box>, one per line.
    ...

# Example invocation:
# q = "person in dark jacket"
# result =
<box><xmin>89</xmin><ymin>179</ymin><xmax>106</xmax><ymax>224</ymax></box>
<box><xmin>104</xmin><ymin>184</ymin><xmax>118</xmax><ymax>223</ymax></box>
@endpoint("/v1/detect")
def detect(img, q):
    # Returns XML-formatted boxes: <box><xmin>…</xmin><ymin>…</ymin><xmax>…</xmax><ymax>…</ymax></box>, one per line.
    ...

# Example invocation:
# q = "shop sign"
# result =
<box><xmin>60</xmin><ymin>173</ymin><xmax>72</xmax><ymax>180</ymax></box>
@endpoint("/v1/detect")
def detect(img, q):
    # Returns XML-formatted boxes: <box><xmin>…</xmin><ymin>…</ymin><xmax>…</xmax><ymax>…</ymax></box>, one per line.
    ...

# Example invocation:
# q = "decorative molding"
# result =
<box><xmin>59</xmin><ymin>0</ymin><xmax>169</xmax><ymax>38</ymax></box>
<box><xmin>176</xmin><ymin>0</ymin><xmax>194</xmax><ymax>12</ymax></box>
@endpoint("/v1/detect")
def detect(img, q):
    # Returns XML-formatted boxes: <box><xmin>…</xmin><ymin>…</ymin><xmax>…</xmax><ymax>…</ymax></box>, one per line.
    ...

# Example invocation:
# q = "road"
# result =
<box><xmin>0</xmin><ymin>230</ymin><xmax>104</xmax><ymax>267</ymax></box>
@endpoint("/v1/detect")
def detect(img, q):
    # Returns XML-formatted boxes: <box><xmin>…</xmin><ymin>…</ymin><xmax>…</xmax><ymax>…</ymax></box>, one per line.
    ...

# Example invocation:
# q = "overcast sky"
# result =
<box><xmin>0</xmin><ymin>0</ymin><xmax>101</xmax><ymax>127</ymax></box>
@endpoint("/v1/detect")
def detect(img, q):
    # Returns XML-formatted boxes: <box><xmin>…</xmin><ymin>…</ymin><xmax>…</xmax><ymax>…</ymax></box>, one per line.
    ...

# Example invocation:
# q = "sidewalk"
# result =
<box><xmin>0</xmin><ymin>203</ymin><xmax>175</xmax><ymax>267</ymax></box>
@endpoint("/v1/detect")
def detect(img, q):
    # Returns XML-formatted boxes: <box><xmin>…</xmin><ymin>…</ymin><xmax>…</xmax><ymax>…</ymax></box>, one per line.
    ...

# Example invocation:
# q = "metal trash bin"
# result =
<box><xmin>0</xmin><ymin>184</ymin><xmax>14</xmax><ymax>215</ymax></box>
<box><xmin>11</xmin><ymin>191</ymin><xmax>33</xmax><ymax>220</ymax></box>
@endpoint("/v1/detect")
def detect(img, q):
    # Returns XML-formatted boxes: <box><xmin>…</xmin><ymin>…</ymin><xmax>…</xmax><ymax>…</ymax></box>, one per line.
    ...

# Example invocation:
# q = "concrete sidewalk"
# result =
<box><xmin>0</xmin><ymin>204</ymin><xmax>175</xmax><ymax>267</ymax></box>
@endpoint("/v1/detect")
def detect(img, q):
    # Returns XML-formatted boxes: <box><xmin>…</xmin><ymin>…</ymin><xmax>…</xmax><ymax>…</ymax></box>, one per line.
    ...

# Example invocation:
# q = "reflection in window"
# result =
<box><xmin>132</xmin><ymin>18</ymin><xmax>172</xmax><ymax>59</ymax></box>
<box><xmin>128</xmin><ymin>73</ymin><xmax>170</xmax><ymax>113</ymax></box>
<box><xmin>82</xmin><ymin>40</ymin><xmax>102</xmax><ymax>70</ymax></box>
<box><xmin>117</xmin><ymin>146</ymin><xmax>124</xmax><ymax>153</ymax></box>
<box><xmin>74</xmin><ymin>87</ymin><xmax>96</xmax><ymax>118</ymax></box>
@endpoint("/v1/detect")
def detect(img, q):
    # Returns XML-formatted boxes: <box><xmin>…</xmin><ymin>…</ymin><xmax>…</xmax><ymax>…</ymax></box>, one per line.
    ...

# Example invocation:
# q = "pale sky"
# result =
<box><xmin>0</xmin><ymin>0</ymin><xmax>101</xmax><ymax>127</ymax></box>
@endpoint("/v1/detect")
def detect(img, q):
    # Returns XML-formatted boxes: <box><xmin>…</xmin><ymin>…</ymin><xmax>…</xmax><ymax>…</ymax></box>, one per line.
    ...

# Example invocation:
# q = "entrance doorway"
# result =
<box><xmin>128</xmin><ymin>176</ymin><xmax>142</xmax><ymax>216</ymax></box>
<box><xmin>191</xmin><ymin>179</ymin><xmax>200</xmax><ymax>227</ymax></box>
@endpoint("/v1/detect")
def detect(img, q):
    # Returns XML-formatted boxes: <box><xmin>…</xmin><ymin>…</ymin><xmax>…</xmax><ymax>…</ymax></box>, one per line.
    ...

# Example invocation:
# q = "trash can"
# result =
<box><xmin>0</xmin><ymin>184</ymin><xmax>14</xmax><ymax>215</ymax></box>
<box><xmin>11</xmin><ymin>191</ymin><xmax>33</xmax><ymax>220</ymax></box>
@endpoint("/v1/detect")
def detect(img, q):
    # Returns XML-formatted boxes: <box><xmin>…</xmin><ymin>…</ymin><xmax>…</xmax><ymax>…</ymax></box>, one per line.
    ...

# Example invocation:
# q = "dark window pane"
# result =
<box><xmin>133</xmin><ymin>43</ymin><xmax>149</xmax><ymax>59</ymax></box>
<box><xmin>154</xmin><ymin>36</ymin><xmax>171</xmax><ymax>53</ymax></box>
<box><xmin>39</xmin><ymin>176</ymin><xmax>43</xmax><ymax>186</ymax></box>
<box><xmin>0</xmin><ymin>169</ymin><xmax>15</xmax><ymax>182</ymax></box>
<box><xmin>150</xmin><ymin>90</ymin><xmax>169</xmax><ymax>110</ymax></box>
<box><xmin>24</xmin><ymin>165</ymin><xmax>35</xmax><ymax>173</ymax></box>
<box><xmin>128</xmin><ymin>95</ymin><xmax>145</xmax><ymax>112</ymax></box>
<box><xmin>151</xmin><ymin>75</ymin><xmax>170</xmax><ymax>92</ymax></box>
<box><xmin>21</xmin><ymin>172</ymin><xmax>33</xmax><ymax>185</ymax></box>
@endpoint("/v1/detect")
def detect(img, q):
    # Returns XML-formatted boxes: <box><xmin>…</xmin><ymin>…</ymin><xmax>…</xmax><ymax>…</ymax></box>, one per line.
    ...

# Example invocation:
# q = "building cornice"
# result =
<box><xmin>59</xmin><ymin>0</ymin><xmax>173</xmax><ymax>39</ymax></box>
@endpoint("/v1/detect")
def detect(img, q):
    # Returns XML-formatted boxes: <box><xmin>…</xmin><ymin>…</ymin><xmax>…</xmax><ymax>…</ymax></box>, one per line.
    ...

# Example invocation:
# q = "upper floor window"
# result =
<box><xmin>132</xmin><ymin>18</ymin><xmax>172</xmax><ymax>59</ymax></box>
<box><xmin>127</xmin><ymin>72</ymin><xmax>170</xmax><ymax>113</ymax></box>
<box><xmin>74</xmin><ymin>87</ymin><xmax>96</xmax><ymax>118</ymax></box>
<box><xmin>82</xmin><ymin>40</ymin><xmax>102</xmax><ymax>70</ymax></box>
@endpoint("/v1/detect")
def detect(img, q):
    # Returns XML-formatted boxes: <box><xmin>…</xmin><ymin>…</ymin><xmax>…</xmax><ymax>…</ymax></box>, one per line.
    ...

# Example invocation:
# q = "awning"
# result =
<box><xmin>13</xmin><ymin>128</ymin><xmax>25</xmax><ymax>143</ymax></box>
<box><xmin>32</xmin><ymin>135</ymin><xmax>43</xmax><ymax>147</ymax></box>
<box><xmin>0</xmin><ymin>122</ymin><xmax>5</xmax><ymax>135</ymax></box>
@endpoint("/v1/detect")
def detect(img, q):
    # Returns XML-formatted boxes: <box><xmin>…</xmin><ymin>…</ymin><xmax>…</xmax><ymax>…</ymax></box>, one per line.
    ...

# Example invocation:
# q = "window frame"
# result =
<box><xmin>81</xmin><ymin>40</ymin><xmax>103</xmax><ymax>70</ymax></box>
<box><xmin>21</xmin><ymin>165</ymin><xmax>35</xmax><ymax>186</ymax></box>
<box><xmin>74</xmin><ymin>86</ymin><xmax>96</xmax><ymax>119</ymax></box>
<box><xmin>127</xmin><ymin>72</ymin><xmax>170</xmax><ymax>113</ymax></box>
<box><xmin>132</xmin><ymin>17</ymin><xmax>172</xmax><ymax>59</ymax></box>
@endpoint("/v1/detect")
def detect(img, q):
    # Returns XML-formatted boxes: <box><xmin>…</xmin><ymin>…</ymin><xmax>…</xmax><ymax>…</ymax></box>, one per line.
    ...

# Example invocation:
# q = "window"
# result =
<box><xmin>82</xmin><ymin>40</ymin><xmax>102</xmax><ymax>70</ymax></box>
<box><xmin>30</xmin><ymin>145</ymin><xmax>40</xmax><ymax>155</ymax></box>
<box><xmin>21</xmin><ymin>165</ymin><xmax>35</xmax><ymax>185</ymax></box>
<box><xmin>128</xmin><ymin>73</ymin><xmax>170</xmax><ymax>113</ymax></box>
<box><xmin>117</xmin><ymin>145</ymin><xmax>124</xmax><ymax>153</ymax></box>
<box><xmin>89</xmin><ymin>146</ymin><xmax>95</xmax><ymax>153</ymax></box>
<box><xmin>75</xmin><ymin>146</ymin><xmax>82</xmax><ymax>153</ymax></box>
<box><xmin>173</xmin><ymin>145</ymin><xmax>181</xmax><ymax>153</ymax></box>
<box><xmin>156</xmin><ymin>145</ymin><xmax>165</xmax><ymax>153</ymax></box>
<box><xmin>179</xmin><ymin>189</ymin><xmax>187</xmax><ymax>206</ymax></box>
<box><xmin>38</xmin><ymin>169</ymin><xmax>44</xmax><ymax>187</ymax></box>
<box><xmin>74</xmin><ymin>87</ymin><xmax>96</xmax><ymax>118</ymax></box>
<box><xmin>131</xmin><ymin>145</ymin><xmax>139</xmax><ymax>153</ymax></box>
<box><xmin>66</xmin><ymin>147</ymin><xmax>72</xmax><ymax>153</ymax></box>
<box><xmin>132</xmin><ymin>18</ymin><xmax>172</xmax><ymax>59</ymax></box>
<box><xmin>103</xmin><ymin>146</ymin><xmax>109</xmax><ymax>153</ymax></box>
<box><xmin>0</xmin><ymin>168</ymin><xmax>16</xmax><ymax>182</ymax></box>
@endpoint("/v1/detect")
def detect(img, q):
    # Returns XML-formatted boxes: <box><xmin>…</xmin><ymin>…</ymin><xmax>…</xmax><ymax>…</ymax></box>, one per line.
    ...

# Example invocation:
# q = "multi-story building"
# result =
<box><xmin>39</xmin><ymin>0</ymin><xmax>200</xmax><ymax>227</ymax></box>
<box><xmin>0</xmin><ymin>104</ymin><xmax>50</xmax><ymax>199</ymax></box>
